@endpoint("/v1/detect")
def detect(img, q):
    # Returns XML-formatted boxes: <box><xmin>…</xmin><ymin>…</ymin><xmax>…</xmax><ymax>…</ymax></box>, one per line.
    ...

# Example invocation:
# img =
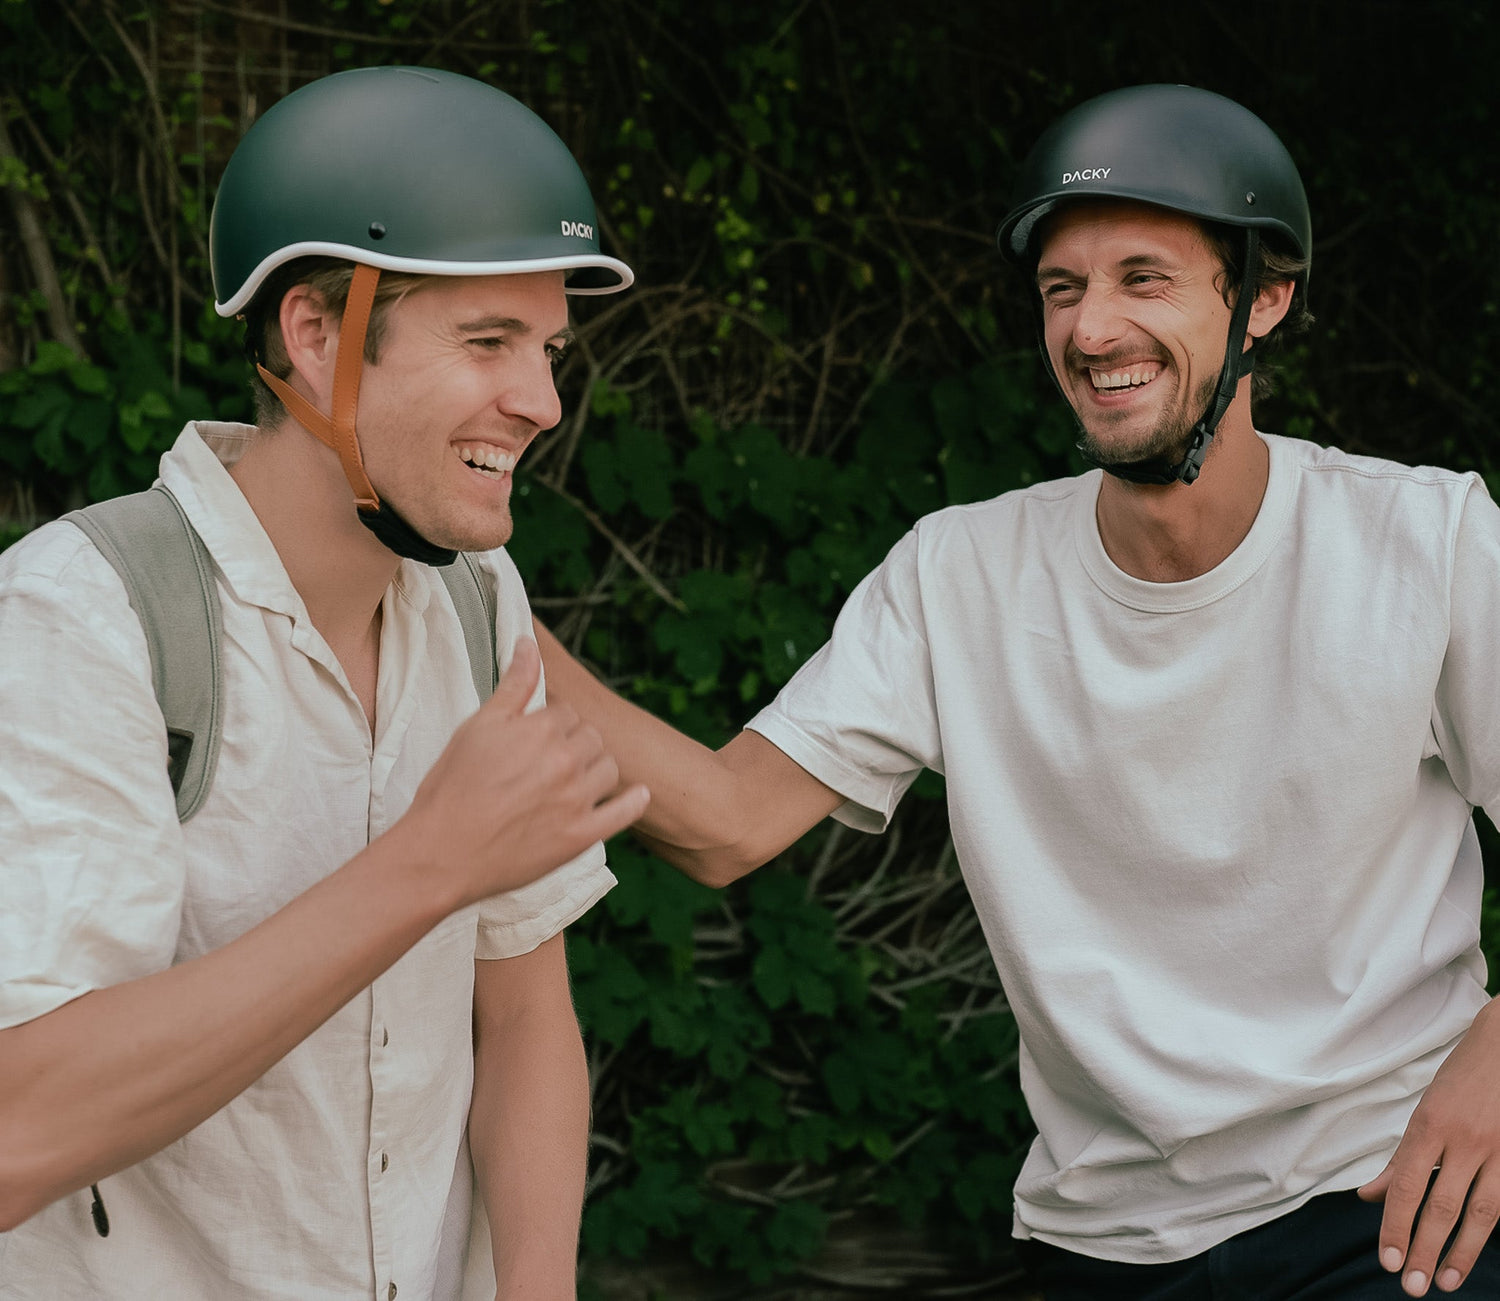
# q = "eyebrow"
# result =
<box><xmin>455</xmin><ymin>315</ymin><xmax>574</xmax><ymax>342</ymax></box>
<box><xmin>1036</xmin><ymin>253</ymin><xmax>1178</xmax><ymax>284</ymax></box>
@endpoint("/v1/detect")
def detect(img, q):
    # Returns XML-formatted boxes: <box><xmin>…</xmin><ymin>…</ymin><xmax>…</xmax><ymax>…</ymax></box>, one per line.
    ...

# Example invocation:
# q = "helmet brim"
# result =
<box><xmin>216</xmin><ymin>244</ymin><xmax>634</xmax><ymax>316</ymax></box>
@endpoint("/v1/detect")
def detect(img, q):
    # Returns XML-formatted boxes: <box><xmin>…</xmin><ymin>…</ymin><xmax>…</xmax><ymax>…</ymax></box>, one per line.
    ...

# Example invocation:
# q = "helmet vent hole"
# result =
<box><xmin>368</xmin><ymin>221</ymin><xmax>387</xmax><ymax>240</ymax></box>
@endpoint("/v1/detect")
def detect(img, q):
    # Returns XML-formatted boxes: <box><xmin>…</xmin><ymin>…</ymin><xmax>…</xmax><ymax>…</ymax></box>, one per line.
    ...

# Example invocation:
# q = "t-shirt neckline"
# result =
<box><xmin>1074</xmin><ymin>433</ymin><xmax>1294</xmax><ymax>613</ymax></box>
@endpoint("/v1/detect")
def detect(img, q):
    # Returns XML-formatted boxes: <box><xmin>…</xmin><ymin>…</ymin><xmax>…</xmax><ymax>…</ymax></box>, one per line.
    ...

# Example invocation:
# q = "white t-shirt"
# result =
<box><xmin>0</xmin><ymin>423</ymin><xmax>615</xmax><ymax>1299</ymax></box>
<box><xmin>748</xmin><ymin>433</ymin><xmax>1500</xmax><ymax>1263</ymax></box>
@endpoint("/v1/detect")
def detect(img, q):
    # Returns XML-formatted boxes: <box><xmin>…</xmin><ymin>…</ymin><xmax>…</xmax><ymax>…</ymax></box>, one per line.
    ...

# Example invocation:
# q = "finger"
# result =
<box><xmin>577</xmin><ymin>783</ymin><xmax>651</xmax><ymax>843</ymax></box>
<box><xmin>580</xmin><ymin>748</ymin><xmax>622</xmax><ymax>803</ymax></box>
<box><xmin>1373</xmin><ymin>1141</ymin><xmax>1443</xmax><ymax>1277</ymax></box>
<box><xmin>1401</xmin><ymin>1162</ymin><xmax>1477</xmax><ymax>1297</ymax></box>
<box><xmin>484</xmin><ymin>637</ymin><xmax>541</xmax><ymax>717</ymax></box>
<box><xmin>1434</xmin><ymin>1167</ymin><xmax>1500</xmax><ymax>1293</ymax></box>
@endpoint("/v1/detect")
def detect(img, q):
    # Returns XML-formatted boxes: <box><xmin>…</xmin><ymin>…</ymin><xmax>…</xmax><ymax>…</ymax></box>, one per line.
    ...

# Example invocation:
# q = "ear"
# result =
<box><xmin>278</xmin><ymin>284</ymin><xmax>341</xmax><ymax>404</ymax></box>
<box><xmin>1246</xmin><ymin>279</ymin><xmax>1295</xmax><ymax>342</ymax></box>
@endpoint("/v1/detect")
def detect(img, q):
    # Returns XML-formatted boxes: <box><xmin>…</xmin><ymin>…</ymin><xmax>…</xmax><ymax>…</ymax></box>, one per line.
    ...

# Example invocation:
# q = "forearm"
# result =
<box><xmin>534</xmin><ymin>617</ymin><xmax>743</xmax><ymax>851</ymax></box>
<box><xmin>535</xmin><ymin>618</ymin><xmax>841</xmax><ymax>883</ymax></box>
<box><xmin>470</xmin><ymin>942</ymin><xmax>591</xmax><ymax>1298</ymax></box>
<box><xmin>0</xmin><ymin>822</ymin><xmax>454</xmax><ymax>1231</ymax></box>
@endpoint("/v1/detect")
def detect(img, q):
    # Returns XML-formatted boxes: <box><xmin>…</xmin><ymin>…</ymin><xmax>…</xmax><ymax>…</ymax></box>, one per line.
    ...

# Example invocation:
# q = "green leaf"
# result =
<box><xmin>652</xmin><ymin>610</ymin><xmax>723</xmax><ymax>683</ymax></box>
<box><xmin>792</xmin><ymin>968</ymin><xmax>836</xmax><ymax>1016</ymax></box>
<box><xmin>67</xmin><ymin>363</ymin><xmax>111</xmax><ymax>396</ymax></box>
<box><xmin>822</xmin><ymin>1052</ymin><xmax>863</xmax><ymax>1113</ymax></box>
<box><xmin>11</xmin><ymin>383</ymin><xmax>69</xmax><ymax>431</ymax></box>
<box><xmin>738</xmin><ymin>162</ymin><xmax>760</xmax><ymax>204</ymax></box>
<box><xmin>684</xmin><ymin>155</ymin><xmax>714</xmax><ymax>194</ymax></box>
<box><xmin>29</xmin><ymin>340</ymin><xmax>77</xmax><ymax>375</ymax></box>
<box><xmin>766</xmin><ymin>1199</ymin><xmax>826</xmax><ymax>1259</ymax></box>
<box><xmin>615</xmin><ymin>423</ymin><xmax>676</xmax><ymax>519</ymax></box>
<box><xmin>69</xmin><ymin>397</ymin><xmax>113</xmax><ymax>453</ymax></box>
<box><xmin>752</xmin><ymin>942</ymin><xmax>793</xmax><ymax>1009</ymax></box>
<box><xmin>32</xmin><ymin>406</ymin><xmax>69</xmax><ymax>470</ymax></box>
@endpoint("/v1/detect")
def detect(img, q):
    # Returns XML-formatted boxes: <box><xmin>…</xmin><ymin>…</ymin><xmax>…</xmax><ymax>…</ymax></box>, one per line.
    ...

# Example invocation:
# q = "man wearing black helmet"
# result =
<box><xmin>537</xmin><ymin>85</ymin><xmax>1500</xmax><ymax>1297</ymax></box>
<box><xmin>0</xmin><ymin>68</ymin><xmax>646</xmax><ymax>1298</ymax></box>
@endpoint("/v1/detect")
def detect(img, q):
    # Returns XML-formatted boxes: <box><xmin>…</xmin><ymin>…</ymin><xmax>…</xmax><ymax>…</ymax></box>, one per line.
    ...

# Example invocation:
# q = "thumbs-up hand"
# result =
<box><xmin>397</xmin><ymin>638</ymin><xmax>649</xmax><ymax>909</ymax></box>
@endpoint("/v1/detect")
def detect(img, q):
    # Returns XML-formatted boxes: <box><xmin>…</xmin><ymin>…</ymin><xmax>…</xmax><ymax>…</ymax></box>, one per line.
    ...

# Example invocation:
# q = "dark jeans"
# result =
<box><xmin>1017</xmin><ymin>1189</ymin><xmax>1500</xmax><ymax>1300</ymax></box>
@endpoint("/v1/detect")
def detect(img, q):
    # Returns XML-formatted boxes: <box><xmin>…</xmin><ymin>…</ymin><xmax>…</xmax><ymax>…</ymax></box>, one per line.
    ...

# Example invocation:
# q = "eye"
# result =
<box><xmin>1039</xmin><ymin>280</ymin><xmax>1082</xmax><ymax>307</ymax></box>
<box><xmin>546</xmin><ymin>342</ymin><xmax>570</xmax><ymax>369</ymax></box>
<box><xmin>468</xmin><ymin>335</ymin><xmax>507</xmax><ymax>351</ymax></box>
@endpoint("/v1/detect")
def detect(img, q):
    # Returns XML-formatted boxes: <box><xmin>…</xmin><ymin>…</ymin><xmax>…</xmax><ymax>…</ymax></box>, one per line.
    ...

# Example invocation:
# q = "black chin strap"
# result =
<box><xmin>1073</xmin><ymin>227</ymin><xmax>1262</xmax><ymax>487</ymax></box>
<box><xmin>357</xmin><ymin>504</ymin><xmax>458</xmax><ymax>567</ymax></box>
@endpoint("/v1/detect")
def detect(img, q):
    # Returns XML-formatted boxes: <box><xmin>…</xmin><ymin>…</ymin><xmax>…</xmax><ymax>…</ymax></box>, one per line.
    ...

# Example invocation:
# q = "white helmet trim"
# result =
<box><xmin>216</xmin><ymin>242</ymin><xmax>636</xmax><ymax>315</ymax></box>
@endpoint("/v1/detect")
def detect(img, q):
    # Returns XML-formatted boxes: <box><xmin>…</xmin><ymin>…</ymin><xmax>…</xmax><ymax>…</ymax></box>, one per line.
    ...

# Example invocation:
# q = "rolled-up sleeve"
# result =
<box><xmin>0</xmin><ymin>524</ymin><xmax>186</xmax><ymax>1029</ymax></box>
<box><xmin>473</xmin><ymin>842</ymin><xmax>616</xmax><ymax>960</ymax></box>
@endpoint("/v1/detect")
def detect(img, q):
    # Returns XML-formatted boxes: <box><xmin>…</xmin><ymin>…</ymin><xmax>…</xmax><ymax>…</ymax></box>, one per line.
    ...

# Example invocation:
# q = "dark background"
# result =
<box><xmin>4</xmin><ymin>2</ymin><xmax>1499</xmax><ymax>1295</ymax></box>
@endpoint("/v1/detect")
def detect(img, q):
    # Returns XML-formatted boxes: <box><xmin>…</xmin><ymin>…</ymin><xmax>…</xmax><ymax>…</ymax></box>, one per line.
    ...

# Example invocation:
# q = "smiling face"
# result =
<box><xmin>1035</xmin><ymin>201</ymin><xmax>1235</xmax><ymax>471</ymax></box>
<box><xmin>349</xmin><ymin>270</ymin><xmax>569</xmax><ymax>553</ymax></box>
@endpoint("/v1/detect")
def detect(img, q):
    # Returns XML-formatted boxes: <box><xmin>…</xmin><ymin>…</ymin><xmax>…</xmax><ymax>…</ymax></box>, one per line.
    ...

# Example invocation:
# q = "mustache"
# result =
<box><xmin>1064</xmin><ymin>344</ymin><xmax>1169</xmax><ymax>371</ymax></box>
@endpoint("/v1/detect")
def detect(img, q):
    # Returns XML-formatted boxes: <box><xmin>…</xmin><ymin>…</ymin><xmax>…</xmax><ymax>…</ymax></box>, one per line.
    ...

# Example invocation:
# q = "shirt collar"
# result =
<box><xmin>155</xmin><ymin>421</ymin><xmax>434</xmax><ymax>622</ymax></box>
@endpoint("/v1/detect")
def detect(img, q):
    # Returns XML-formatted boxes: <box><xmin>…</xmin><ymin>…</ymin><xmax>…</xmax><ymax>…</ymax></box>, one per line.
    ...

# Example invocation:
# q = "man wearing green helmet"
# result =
<box><xmin>536</xmin><ymin>85</ymin><xmax>1500</xmax><ymax>1296</ymax></box>
<box><xmin>0</xmin><ymin>67</ymin><xmax>647</xmax><ymax>1297</ymax></box>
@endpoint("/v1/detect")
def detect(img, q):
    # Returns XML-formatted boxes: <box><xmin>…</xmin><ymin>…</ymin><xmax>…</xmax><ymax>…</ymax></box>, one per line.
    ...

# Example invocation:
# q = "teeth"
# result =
<box><xmin>458</xmin><ymin>445</ymin><xmax>518</xmax><ymax>474</ymax></box>
<box><xmin>1090</xmin><ymin>364</ymin><xmax>1161</xmax><ymax>390</ymax></box>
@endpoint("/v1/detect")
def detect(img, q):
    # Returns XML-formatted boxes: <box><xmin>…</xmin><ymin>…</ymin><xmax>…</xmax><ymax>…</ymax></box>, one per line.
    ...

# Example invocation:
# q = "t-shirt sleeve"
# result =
<box><xmin>746</xmin><ymin>528</ymin><xmax>941</xmax><ymax>834</ymax></box>
<box><xmin>1434</xmin><ymin>479</ymin><xmax>1500</xmax><ymax>815</ymax></box>
<box><xmin>470</xmin><ymin>547</ymin><xmax>616</xmax><ymax>960</ymax></box>
<box><xmin>0</xmin><ymin>524</ymin><xmax>187</xmax><ymax>1030</ymax></box>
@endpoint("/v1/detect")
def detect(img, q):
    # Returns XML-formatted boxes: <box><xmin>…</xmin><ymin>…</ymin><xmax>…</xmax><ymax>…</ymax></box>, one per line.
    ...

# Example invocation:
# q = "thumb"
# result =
<box><xmin>484</xmin><ymin>636</ymin><xmax>542</xmax><ymax>717</ymax></box>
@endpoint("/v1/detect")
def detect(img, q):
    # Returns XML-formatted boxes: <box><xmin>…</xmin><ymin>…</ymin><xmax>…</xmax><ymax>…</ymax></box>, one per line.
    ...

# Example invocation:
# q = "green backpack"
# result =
<box><xmin>63</xmin><ymin>483</ymin><xmax>500</xmax><ymax>821</ymax></box>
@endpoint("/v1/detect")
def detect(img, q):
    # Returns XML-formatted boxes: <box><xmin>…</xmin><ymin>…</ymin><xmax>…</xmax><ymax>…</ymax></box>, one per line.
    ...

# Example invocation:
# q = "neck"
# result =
<box><xmin>1094</xmin><ymin>405</ymin><xmax>1269</xmax><ymax>583</ymax></box>
<box><xmin>228</xmin><ymin>418</ymin><xmax>399</xmax><ymax>640</ymax></box>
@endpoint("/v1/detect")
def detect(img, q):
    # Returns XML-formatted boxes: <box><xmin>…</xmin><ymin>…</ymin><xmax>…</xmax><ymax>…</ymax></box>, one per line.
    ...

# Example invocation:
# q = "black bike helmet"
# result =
<box><xmin>208</xmin><ymin>66</ymin><xmax>633</xmax><ymax>563</ymax></box>
<box><xmin>997</xmin><ymin>85</ymin><xmax>1310</xmax><ymax>485</ymax></box>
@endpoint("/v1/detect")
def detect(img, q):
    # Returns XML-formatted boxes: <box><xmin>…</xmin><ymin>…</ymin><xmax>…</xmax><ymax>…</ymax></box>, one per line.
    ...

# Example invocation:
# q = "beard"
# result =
<box><xmin>1073</xmin><ymin>365</ymin><xmax>1220</xmax><ymax>471</ymax></box>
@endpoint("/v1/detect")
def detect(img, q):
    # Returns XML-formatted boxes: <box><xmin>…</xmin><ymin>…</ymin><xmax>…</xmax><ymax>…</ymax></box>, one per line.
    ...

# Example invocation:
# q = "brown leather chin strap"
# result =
<box><xmin>256</xmin><ymin>262</ymin><xmax>382</xmax><ymax>512</ymax></box>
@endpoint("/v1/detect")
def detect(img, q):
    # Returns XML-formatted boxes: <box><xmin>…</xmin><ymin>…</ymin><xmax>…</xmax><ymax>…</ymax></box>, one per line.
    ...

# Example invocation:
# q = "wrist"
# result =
<box><xmin>357</xmin><ymin>818</ymin><xmax>466</xmax><ymax>931</ymax></box>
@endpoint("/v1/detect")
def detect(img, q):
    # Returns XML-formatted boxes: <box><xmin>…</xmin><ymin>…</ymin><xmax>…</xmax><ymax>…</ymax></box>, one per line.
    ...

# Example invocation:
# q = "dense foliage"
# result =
<box><xmin>4</xmin><ymin>1</ymin><xmax>1500</xmax><ymax>1291</ymax></box>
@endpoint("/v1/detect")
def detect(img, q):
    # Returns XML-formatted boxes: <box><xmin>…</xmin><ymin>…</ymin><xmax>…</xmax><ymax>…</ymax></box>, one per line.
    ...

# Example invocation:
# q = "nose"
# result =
<box><xmin>1071</xmin><ymin>282</ymin><xmax>1127</xmax><ymax>356</ymax></box>
<box><xmin>501</xmin><ymin>349</ymin><xmax>563</xmax><ymax>432</ymax></box>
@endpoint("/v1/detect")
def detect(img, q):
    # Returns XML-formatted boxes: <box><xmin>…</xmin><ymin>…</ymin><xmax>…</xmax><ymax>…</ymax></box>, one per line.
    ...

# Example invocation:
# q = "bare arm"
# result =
<box><xmin>534</xmin><ymin>617</ymin><xmax>843</xmax><ymax>886</ymax></box>
<box><xmin>0</xmin><ymin>642</ymin><xmax>648</xmax><ymax>1231</ymax></box>
<box><xmin>470</xmin><ymin>936</ymin><xmax>588</xmax><ymax>1298</ymax></box>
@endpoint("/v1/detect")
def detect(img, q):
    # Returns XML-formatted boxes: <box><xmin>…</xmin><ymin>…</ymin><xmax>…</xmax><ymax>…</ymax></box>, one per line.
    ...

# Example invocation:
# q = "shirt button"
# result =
<box><xmin>382</xmin><ymin>1027</ymin><xmax>389</xmax><ymax>1047</ymax></box>
<box><xmin>388</xmin><ymin>1284</ymin><xmax>397</xmax><ymax>1300</ymax></box>
<box><xmin>380</xmin><ymin>1151</ymin><xmax>389</xmax><ymax>1172</ymax></box>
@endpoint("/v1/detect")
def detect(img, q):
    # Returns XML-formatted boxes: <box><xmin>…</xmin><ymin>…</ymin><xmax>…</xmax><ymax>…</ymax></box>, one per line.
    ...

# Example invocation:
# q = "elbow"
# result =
<box><xmin>641</xmin><ymin>835</ymin><xmax>767</xmax><ymax>890</ymax></box>
<box><xmin>690</xmin><ymin>849</ymin><xmax>763</xmax><ymax>890</ymax></box>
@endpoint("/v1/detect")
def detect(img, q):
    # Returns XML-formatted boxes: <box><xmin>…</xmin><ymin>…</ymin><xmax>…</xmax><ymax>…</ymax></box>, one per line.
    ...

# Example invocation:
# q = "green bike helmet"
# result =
<box><xmin>208</xmin><ymin>66</ymin><xmax>632</xmax><ymax>565</ymax></box>
<box><xmin>996</xmin><ymin>85</ymin><xmax>1310</xmax><ymax>486</ymax></box>
<box><xmin>211</xmin><ymin>65</ymin><xmax>631</xmax><ymax>314</ymax></box>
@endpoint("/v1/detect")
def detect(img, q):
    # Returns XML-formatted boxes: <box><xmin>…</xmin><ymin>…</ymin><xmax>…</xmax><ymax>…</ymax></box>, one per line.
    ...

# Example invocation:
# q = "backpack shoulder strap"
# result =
<box><xmin>438</xmin><ymin>553</ymin><xmax>499</xmax><ymax>704</ymax></box>
<box><xmin>63</xmin><ymin>485</ymin><xmax>224</xmax><ymax>822</ymax></box>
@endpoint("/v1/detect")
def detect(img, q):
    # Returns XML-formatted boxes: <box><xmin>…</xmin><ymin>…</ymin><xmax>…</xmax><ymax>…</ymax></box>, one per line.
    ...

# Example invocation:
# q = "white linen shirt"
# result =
<box><xmin>0</xmin><ymin>422</ymin><xmax>615</xmax><ymax>1300</ymax></box>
